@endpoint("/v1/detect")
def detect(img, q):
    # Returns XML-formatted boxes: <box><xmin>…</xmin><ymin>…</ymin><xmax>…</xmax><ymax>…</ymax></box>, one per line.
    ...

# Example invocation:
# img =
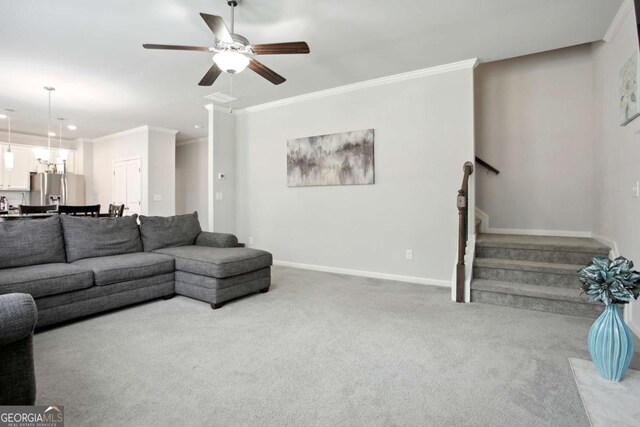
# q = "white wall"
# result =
<box><xmin>148</xmin><ymin>128</ymin><xmax>176</xmax><ymax>216</ymax></box>
<box><xmin>236</xmin><ymin>64</ymin><xmax>476</xmax><ymax>284</ymax></box>
<box><xmin>592</xmin><ymin>0</ymin><xmax>640</xmax><ymax>336</ymax></box>
<box><xmin>176</xmin><ymin>138</ymin><xmax>208</xmax><ymax>227</ymax></box>
<box><xmin>475</xmin><ymin>45</ymin><xmax>595</xmax><ymax>234</ymax></box>
<box><xmin>92</xmin><ymin>127</ymin><xmax>148</xmax><ymax>212</ymax></box>
<box><xmin>91</xmin><ymin>125</ymin><xmax>176</xmax><ymax>215</ymax></box>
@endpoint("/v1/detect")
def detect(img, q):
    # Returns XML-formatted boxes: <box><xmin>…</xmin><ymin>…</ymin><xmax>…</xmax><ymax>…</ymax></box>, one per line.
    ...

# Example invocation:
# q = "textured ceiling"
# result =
<box><xmin>0</xmin><ymin>0</ymin><xmax>624</xmax><ymax>141</ymax></box>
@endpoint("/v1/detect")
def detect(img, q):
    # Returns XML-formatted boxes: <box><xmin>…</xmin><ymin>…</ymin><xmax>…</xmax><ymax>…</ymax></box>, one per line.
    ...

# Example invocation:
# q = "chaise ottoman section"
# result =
<box><xmin>175</xmin><ymin>268</ymin><xmax>271</xmax><ymax>308</ymax></box>
<box><xmin>152</xmin><ymin>246</ymin><xmax>271</xmax><ymax>277</ymax></box>
<box><xmin>152</xmin><ymin>245</ymin><xmax>272</xmax><ymax>308</ymax></box>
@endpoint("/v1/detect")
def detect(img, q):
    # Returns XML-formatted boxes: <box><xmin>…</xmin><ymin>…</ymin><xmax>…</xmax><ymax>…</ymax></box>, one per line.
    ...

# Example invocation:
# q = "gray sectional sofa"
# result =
<box><xmin>0</xmin><ymin>293</ymin><xmax>37</xmax><ymax>405</ymax></box>
<box><xmin>0</xmin><ymin>212</ymin><xmax>272</xmax><ymax>328</ymax></box>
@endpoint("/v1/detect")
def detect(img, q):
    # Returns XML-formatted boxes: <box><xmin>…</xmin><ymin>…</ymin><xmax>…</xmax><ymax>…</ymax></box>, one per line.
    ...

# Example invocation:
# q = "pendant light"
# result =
<box><xmin>57</xmin><ymin>118</ymin><xmax>68</xmax><ymax>165</ymax></box>
<box><xmin>3</xmin><ymin>109</ymin><xmax>14</xmax><ymax>171</ymax></box>
<box><xmin>34</xmin><ymin>87</ymin><xmax>55</xmax><ymax>163</ymax></box>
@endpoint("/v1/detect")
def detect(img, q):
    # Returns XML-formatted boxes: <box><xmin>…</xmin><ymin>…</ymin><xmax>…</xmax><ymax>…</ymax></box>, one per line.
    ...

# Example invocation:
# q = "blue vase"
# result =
<box><xmin>588</xmin><ymin>304</ymin><xmax>634</xmax><ymax>382</ymax></box>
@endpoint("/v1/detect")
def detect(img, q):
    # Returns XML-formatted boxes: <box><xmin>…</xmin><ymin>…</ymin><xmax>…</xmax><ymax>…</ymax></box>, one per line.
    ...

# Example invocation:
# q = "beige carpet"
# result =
<box><xmin>33</xmin><ymin>266</ymin><xmax>606</xmax><ymax>426</ymax></box>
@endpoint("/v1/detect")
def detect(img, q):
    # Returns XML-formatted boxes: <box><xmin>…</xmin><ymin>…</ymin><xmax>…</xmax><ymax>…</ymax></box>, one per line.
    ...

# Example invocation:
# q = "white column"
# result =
<box><xmin>205</xmin><ymin>104</ymin><xmax>215</xmax><ymax>231</ymax></box>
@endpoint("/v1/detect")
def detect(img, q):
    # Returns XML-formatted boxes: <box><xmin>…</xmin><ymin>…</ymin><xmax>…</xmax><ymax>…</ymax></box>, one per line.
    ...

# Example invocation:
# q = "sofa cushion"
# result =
<box><xmin>71</xmin><ymin>253</ymin><xmax>175</xmax><ymax>286</ymax></box>
<box><xmin>153</xmin><ymin>246</ymin><xmax>272</xmax><ymax>278</ymax></box>
<box><xmin>61</xmin><ymin>215</ymin><xmax>143</xmax><ymax>263</ymax></box>
<box><xmin>0</xmin><ymin>216</ymin><xmax>67</xmax><ymax>269</ymax></box>
<box><xmin>0</xmin><ymin>263</ymin><xmax>94</xmax><ymax>298</ymax></box>
<box><xmin>195</xmin><ymin>231</ymin><xmax>239</xmax><ymax>248</ymax></box>
<box><xmin>138</xmin><ymin>212</ymin><xmax>201</xmax><ymax>252</ymax></box>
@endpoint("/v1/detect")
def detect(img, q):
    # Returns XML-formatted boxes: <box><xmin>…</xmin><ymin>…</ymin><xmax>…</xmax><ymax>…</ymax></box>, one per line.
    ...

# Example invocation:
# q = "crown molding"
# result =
<box><xmin>147</xmin><ymin>125</ymin><xmax>179</xmax><ymax>135</ymax></box>
<box><xmin>204</xmin><ymin>103</ymin><xmax>233</xmax><ymax>113</ymax></box>
<box><xmin>604</xmin><ymin>0</ymin><xmax>633</xmax><ymax>43</ymax></box>
<box><xmin>236</xmin><ymin>58</ymin><xmax>479</xmax><ymax>114</ymax></box>
<box><xmin>176</xmin><ymin>137</ymin><xmax>207</xmax><ymax>147</ymax></box>
<box><xmin>93</xmin><ymin>125</ymin><xmax>149</xmax><ymax>142</ymax></box>
<box><xmin>93</xmin><ymin>125</ymin><xmax>178</xmax><ymax>142</ymax></box>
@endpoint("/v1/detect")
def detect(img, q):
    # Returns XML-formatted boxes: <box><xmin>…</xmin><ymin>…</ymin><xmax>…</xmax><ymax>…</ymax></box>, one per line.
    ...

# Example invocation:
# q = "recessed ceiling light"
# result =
<box><xmin>67</xmin><ymin>125</ymin><xmax>77</xmax><ymax>130</ymax></box>
<box><xmin>193</xmin><ymin>124</ymin><xmax>202</xmax><ymax>129</ymax></box>
<box><xmin>48</xmin><ymin>132</ymin><xmax>56</xmax><ymax>136</ymax></box>
<box><xmin>0</xmin><ymin>114</ymin><xmax>7</xmax><ymax>119</ymax></box>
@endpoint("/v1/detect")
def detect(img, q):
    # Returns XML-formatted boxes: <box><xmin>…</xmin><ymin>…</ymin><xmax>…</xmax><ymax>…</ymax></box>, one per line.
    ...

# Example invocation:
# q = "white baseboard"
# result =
<box><xmin>474</xmin><ymin>208</ymin><xmax>490</xmax><ymax>233</ymax></box>
<box><xmin>273</xmin><ymin>260</ymin><xmax>452</xmax><ymax>288</ymax></box>
<box><xmin>485</xmin><ymin>227</ymin><xmax>593</xmax><ymax>238</ymax></box>
<box><xmin>591</xmin><ymin>233</ymin><xmax>620</xmax><ymax>258</ymax></box>
<box><xmin>464</xmin><ymin>235</ymin><xmax>476</xmax><ymax>303</ymax></box>
<box><xmin>626</xmin><ymin>302</ymin><xmax>640</xmax><ymax>339</ymax></box>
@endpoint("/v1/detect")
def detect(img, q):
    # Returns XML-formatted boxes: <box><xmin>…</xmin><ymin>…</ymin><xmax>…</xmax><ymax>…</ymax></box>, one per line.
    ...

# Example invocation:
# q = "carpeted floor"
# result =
<box><xmin>34</xmin><ymin>266</ymin><xmax>604</xmax><ymax>426</ymax></box>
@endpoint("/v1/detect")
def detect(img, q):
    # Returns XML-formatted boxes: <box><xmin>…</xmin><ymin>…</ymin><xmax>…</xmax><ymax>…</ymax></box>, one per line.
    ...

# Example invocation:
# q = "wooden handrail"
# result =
<box><xmin>475</xmin><ymin>157</ymin><xmax>500</xmax><ymax>174</ymax></box>
<box><xmin>456</xmin><ymin>161</ymin><xmax>474</xmax><ymax>303</ymax></box>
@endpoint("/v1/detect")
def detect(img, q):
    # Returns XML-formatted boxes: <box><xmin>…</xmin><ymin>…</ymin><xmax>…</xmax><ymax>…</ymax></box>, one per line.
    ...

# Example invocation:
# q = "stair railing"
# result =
<box><xmin>475</xmin><ymin>156</ymin><xmax>500</xmax><ymax>174</ymax></box>
<box><xmin>456</xmin><ymin>161</ymin><xmax>474</xmax><ymax>303</ymax></box>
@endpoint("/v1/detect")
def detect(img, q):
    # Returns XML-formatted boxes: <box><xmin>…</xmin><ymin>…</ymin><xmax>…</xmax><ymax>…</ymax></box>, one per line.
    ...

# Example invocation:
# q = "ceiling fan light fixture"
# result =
<box><xmin>213</xmin><ymin>51</ymin><xmax>249</xmax><ymax>74</ymax></box>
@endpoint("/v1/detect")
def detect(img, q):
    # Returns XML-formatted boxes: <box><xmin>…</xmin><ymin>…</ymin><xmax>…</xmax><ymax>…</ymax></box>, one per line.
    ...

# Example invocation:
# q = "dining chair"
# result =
<box><xmin>18</xmin><ymin>205</ymin><xmax>58</xmax><ymax>215</ymax></box>
<box><xmin>108</xmin><ymin>204</ymin><xmax>125</xmax><ymax>217</ymax></box>
<box><xmin>58</xmin><ymin>204</ymin><xmax>101</xmax><ymax>217</ymax></box>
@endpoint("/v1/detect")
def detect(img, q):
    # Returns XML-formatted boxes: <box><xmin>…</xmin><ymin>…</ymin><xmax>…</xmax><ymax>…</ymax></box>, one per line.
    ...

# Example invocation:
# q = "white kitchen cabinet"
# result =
<box><xmin>0</xmin><ymin>146</ymin><xmax>31</xmax><ymax>191</ymax></box>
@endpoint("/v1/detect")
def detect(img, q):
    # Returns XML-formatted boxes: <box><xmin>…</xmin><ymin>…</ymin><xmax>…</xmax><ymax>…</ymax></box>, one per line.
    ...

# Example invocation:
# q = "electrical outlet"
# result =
<box><xmin>405</xmin><ymin>249</ymin><xmax>413</xmax><ymax>260</ymax></box>
<box><xmin>633</xmin><ymin>180</ymin><xmax>639</xmax><ymax>198</ymax></box>
<box><xmin>217</xmin><ymin>173</ymin><xmax>225</xmax><ymax>180</ymax></box>
<box><xmin>153</xmin><ymin>194</ymin><xmax>162</xmax><ymax>201</ymax></box>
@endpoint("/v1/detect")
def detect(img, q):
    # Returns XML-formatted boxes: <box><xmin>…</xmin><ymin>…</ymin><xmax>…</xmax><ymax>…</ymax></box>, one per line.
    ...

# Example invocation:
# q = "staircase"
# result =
<box><xmin>471</xmin><ymin>234</ymin><xmax>610</xmax><ymax>318</ymax></box>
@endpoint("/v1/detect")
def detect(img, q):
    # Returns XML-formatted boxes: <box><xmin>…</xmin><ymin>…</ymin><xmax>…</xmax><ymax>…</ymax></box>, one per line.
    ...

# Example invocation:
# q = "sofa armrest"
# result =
<box><xmin>0</xmin><ymin>294</ymin><xmax>38</xmax><ymax>346</ymax></box>
<box><xmin>196</xmin><ymin>231</ymin><xmax>239</xmax><ymax>248</ymax></box>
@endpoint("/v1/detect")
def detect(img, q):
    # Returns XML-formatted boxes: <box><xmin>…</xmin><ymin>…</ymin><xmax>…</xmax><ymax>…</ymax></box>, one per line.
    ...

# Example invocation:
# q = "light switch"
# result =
<box><xmin>215</xmin><ymin>192</ymin><xmax>223</xmax><ymax>200</ymax></box>
<box><xmin>153</xmin><ymin>194</ymin><xmax>162</xmax><ymax>201</ymax></box>
<box><xmin>633</xmin><ymin>180</ymin><xmax>639</xmax><ymax>198</ymax></box>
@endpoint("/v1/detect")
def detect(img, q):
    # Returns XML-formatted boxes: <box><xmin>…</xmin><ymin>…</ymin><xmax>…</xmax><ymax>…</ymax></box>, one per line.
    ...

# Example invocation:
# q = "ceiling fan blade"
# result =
<box><xmin>143</xmin><ymin>44</ymin><xmax>211</xmax><ymax>52</ymax></box>
<box><xmin>252</xmin><ymin>42</ymin><xmax>310</xmax><ymax>55</ymax></box>
<box><xmin>248</xmin><ymin>59</ymin><xmax>286</xmax><ymax>85</ymax></box>
<box><xmin>198</xmin><ymin>64</ymin><xmax>223</xmax><ymax>86</ymax></box>
<box><xmin>200</xmin><ymin>13</ymin><xmax>233</xmax><ymax>43</ymax></box>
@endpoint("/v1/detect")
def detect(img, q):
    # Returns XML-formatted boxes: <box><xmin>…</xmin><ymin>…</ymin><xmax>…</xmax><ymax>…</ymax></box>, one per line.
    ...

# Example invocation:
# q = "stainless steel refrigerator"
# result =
<box><xmin>30</xmin><ymin>173</ymin><xmax>85</xmax><ymax>206</ymax></box>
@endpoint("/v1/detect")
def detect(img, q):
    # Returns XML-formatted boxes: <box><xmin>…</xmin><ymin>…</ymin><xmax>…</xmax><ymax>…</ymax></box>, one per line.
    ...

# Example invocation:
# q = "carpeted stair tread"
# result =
<box><xmin>471</xmin><ymin>279</ymin><xmax>588</xmax><ymax>303</ymax></box>
<box><xmin>474</xmin><ymin>257</ymin><xmax>583</xmax><ymax>275</ymax></box>
<box><xmin>476</xmin><ymin>234</ymin><xmax>609</xmax><ymax>254</ymax></box>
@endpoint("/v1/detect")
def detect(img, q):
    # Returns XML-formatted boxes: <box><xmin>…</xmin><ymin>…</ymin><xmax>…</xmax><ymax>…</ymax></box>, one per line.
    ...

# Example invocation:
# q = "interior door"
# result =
<box><xmin>126</xmin><ymin>158</ymin><xmax>141</xmax><ymax>216</ymax></box>
<box><xmin>113</xmin><ymin>158</ymin><xmax>141</xmax><ymax>216</ymax></box>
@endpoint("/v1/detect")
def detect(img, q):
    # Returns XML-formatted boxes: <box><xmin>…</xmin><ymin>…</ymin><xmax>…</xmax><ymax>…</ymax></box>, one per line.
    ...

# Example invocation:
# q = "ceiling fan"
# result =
<box><xmin>143</xmin><ymin>0</ymin><xmax>310</xmax><ymax>86</ymax></box>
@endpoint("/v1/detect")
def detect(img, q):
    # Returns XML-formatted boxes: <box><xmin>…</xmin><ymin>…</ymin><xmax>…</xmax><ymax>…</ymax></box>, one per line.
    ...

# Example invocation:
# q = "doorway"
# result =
<box><xmin>113</xmin><ymin>157</ymin><xmax>141</xmax><ymax>216</ymax></box>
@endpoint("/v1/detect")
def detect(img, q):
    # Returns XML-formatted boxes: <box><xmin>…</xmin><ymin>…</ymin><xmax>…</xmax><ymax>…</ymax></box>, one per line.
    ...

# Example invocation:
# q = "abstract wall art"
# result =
<box><xmin>620</xmin><ymin>51</ymin><xmax>640</xmax><ymax>126</ymax></box>
<box><xmin>287</xmin><ymin>129</ymin><xmax>375</xmax><ymax>187</ymax></box>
